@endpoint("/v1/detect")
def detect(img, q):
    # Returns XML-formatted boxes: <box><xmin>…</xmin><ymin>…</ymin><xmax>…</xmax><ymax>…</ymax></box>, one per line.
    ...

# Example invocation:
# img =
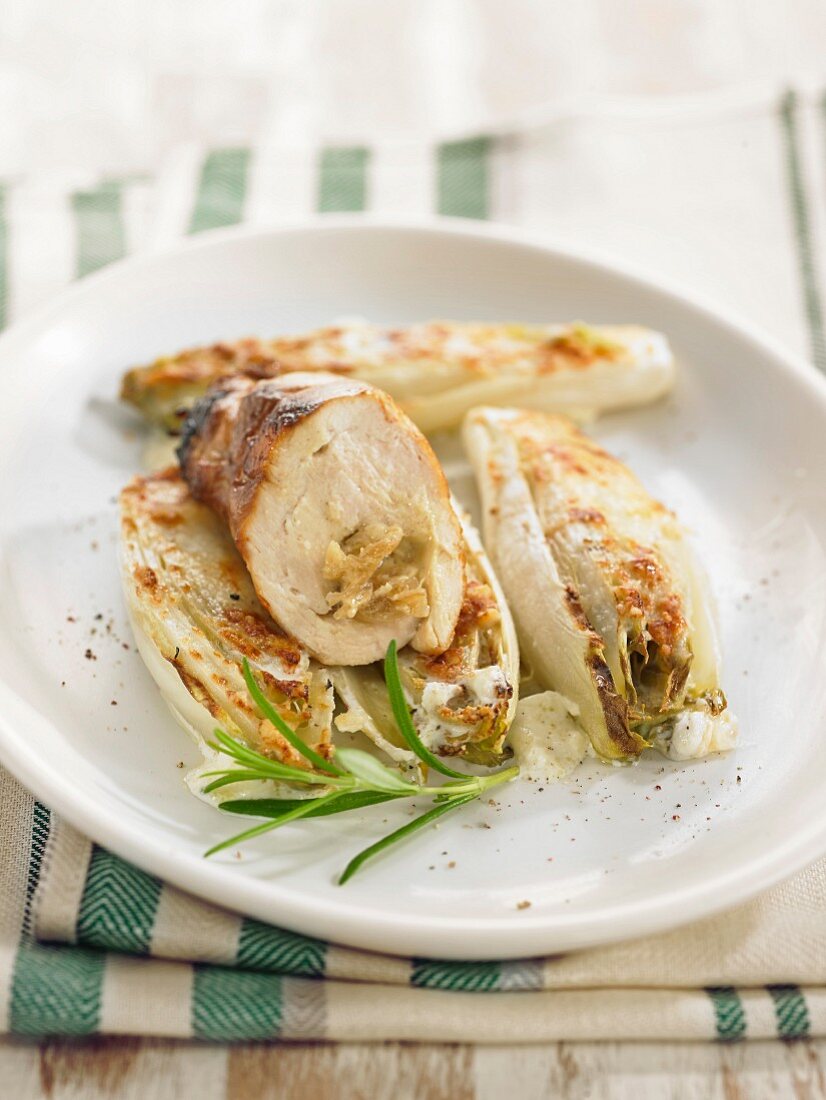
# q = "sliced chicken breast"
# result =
<box><xmin>178</xmin><ymin>372</ymin><xmax>465</xmax><ymax>666</ymax></box>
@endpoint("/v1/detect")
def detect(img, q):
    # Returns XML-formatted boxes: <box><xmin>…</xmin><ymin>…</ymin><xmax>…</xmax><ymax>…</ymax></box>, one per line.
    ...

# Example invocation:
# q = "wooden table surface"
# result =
<box><xmin>3</xmin><ymin>1037</ymin><xmax>825</xmax><ymax>1098</ymax></box>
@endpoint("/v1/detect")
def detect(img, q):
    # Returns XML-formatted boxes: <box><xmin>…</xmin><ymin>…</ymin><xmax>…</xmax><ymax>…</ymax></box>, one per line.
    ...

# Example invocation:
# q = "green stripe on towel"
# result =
<box><xmin>193</xmin><ymin>966</ymin><xmax>284</xmax><ymax>1040</ymax></box>
<box><xmin>189</xmin><ymin>148</ymin><xmax>251</xmax><ymax>234</ymax></box>
<box><xmin>11</xmin><ymin>801</ymin><xmax>105</xmax><ymax>1037</ymax></box>
<box><xmin>76</xmin><ymin>848</ymin><xmax>162</xmax><ymax>955</ymax></box>
<box><xmin>437</xmin><ymin>137</ymin><xmax>490</xmax><ymax>219</ymax></box>
<box><xmin>318</xmin><ymin>147</ymin><xmax>370</xmax><ymax>212</ymax></box>
<box><xmin>22</xmin><ymin>801</ymin><xmax>51</xmax><ymax>937</ymax></box>
<box><xmin>706</xmin><ymin>986</ymin><xmax>747</xmax><ymax>1041</ymax></box>
<box><xmin>236</xmin><ymin>918</ymin><xmax>327</xmax><ymax>977</ymax></box>
<box><xmin>10</xmin><ymin>944</ymin><xmax>105</xmax><ymax>1037</ymax></box>
<box><xmin>768</xmin><ymin>984</ymin><xmax>810</xmax><ymax>1039</ymax></box>
<box><xmin>71</xmin><ymin>180</ymin><xmax>127</xmax><ymax>278</ymax></box>
<box><xmin>412</xmin><ymin>959</ymin><xmax>501</xmax><ymax>992</ymax></box>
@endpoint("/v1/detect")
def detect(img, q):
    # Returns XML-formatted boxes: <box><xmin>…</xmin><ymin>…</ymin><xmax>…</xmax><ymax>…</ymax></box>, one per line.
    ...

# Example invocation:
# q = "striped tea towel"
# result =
<box><xmin>1</xmin><ymin>88</ymin><xmax>825</xmax><ymax>1043</ymax></box>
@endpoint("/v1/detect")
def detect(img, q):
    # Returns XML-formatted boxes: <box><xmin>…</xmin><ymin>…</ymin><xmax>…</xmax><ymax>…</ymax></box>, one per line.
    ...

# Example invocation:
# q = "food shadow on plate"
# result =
<box><xmin>72</xmin><ymin>394</ymin><xmax>149</xmax><ymax>472</ymax></box>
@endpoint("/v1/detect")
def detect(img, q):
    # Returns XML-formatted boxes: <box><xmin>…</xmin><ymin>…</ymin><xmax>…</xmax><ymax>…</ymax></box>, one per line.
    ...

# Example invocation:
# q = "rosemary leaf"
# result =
<box><xmin>205</xmin><ymin>793</ymin><xmax>338</xmax><ymax>858</ymax></box>
<box><xmin>201</xmin><ymin>770</ymin><xmax>336</xmax><ymax>795</ymax></box>
<box><xmin>242</xmin><ymin>659</ymin><xmax>345</xmax><ymax>776</ymax></box>
<box><xmin>338</xmin><ymin>791</ymin><xmax>479</xmax><ymax>884</ymax></box>
<box><xmin>383</xmin><ymin>640</ymin><xmax>466</xmax><ymax>780</ymax></box>
<box><xmin>202</xmin><ymin>770</ymin><xmax>283</xmax><ymax>794</ymax></box>
<box><xmin>207</xmin><ymin>731</ymin><xmax>346</xmax><ymax>787</ymax></box>
<box><xmin>334</xmin><ymin>747</ymin><xmax>418</xmax><ymax>793</ymax></box>
<box><xmin>221</xmin><ymin>790</ymin><xmax>403</xmax><ymax>819</ymax></box>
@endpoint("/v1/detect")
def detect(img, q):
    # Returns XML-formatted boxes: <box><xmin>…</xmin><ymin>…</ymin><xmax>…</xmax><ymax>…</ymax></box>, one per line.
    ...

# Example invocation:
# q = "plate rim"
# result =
<box><xmin>0</xmin><ymin>214</ymin><xmax>825</xmax><ymax>960</ymax></box>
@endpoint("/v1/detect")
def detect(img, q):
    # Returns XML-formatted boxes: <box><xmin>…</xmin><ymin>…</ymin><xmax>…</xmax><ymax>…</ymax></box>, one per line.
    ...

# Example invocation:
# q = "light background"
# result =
<box><xmin>3</xmin><ymin>0</ymin><xmax>826</xmax><ymax>174</ymax></box>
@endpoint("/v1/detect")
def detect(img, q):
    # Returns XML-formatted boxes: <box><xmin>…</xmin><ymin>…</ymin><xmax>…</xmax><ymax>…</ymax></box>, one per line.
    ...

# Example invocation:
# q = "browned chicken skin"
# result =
<box><xmin>178</xmin><ymin>372</ymin><xmax>465</xmax><ymax>667</ymax></box>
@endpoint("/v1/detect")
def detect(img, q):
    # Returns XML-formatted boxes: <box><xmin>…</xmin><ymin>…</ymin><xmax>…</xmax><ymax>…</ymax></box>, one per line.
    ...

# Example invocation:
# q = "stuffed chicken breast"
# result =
<box><xmin>121</xmin><ymin>321</ymin><xmax>674</xmax><ymax>434</ymax></box>
<box><xmin>177</xmin><ymin>372</ymin><xmax>465</xmax><ymax>667</ymax></box>
<box><xmin>463</xmin><ymin>408</ymin><xmax>736</xmax><ymax>762</ymax></box>
<box><xmin>119</xmin><ymin>469</ymin><xmax>518</xmax><ymax>776</ymax></box>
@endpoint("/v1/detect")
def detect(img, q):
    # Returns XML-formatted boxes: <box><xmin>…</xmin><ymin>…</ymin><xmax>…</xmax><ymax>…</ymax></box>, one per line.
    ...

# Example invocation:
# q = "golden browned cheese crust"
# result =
<box><xmin>416</xmin><ymin>580</ymin><xmax>500</xmax><ymax>682</ymax></box>
<box><xmin>120</xmin><ymin>469</ymin><xmax>319</xmax><ymax>764</ymax></box>
<box><xmin>514</xmin><ymin>417</ymin><xmax>689</xmax><ymax>682</ymax></box>
<box><xmin>461</xmin><ymin>404</ymin><xmax>729</xmax><ymax>762</ymax></box>
<box><xmin>120</xmin><ymin>339</ymin><xmax>286</xmax><ymax>430</ymax></box>
<box><xmin>122</xmin><ymin>326</ymin><xmax>622</xmax><ymax>420</ymax></box>
<box><xmin>121</xmin><ymin>468</ymin><xmax>306</xmax><ymax>682</ymax></box>
<box><xmin>120</xmin><ymin>322</ymin><xmax>661</xmax><ymax>433</ymax></box>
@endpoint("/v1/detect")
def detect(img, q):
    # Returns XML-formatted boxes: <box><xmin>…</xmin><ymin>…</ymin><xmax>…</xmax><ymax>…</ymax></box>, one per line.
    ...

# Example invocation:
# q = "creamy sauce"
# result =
<box><xmin>416</xmin><ymin>665</ymin><xmax>510</xmax><ymax>751</ymax></box>
<box><xmin>507</xmin><ymin>691</ymin><xmax>589</xmax><ymax>781</ymax></box>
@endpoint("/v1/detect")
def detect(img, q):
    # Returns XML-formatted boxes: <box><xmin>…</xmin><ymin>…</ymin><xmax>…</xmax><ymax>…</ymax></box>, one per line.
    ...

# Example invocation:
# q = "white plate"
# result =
<box><xmin>0</xmin><ymin>219</ymin><xmax>824</xmax><ymax>961</ymax></box>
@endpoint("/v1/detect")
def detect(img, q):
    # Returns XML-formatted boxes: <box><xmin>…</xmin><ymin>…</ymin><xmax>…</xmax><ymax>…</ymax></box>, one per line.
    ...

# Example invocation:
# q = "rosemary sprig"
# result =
<box><xmin>203</xmin><ymin>642</ymin><xmax>519</xmax><ymax>880</ymax></box>
<box><xmin>338</xmin><ymin>791</ymin><xmax>479</xmax><ymax>884</ymax></box>
<box><xmin>383</xmin><ymin>639</ymin><xmax>466</xmax><ymax>779</ymax></box>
